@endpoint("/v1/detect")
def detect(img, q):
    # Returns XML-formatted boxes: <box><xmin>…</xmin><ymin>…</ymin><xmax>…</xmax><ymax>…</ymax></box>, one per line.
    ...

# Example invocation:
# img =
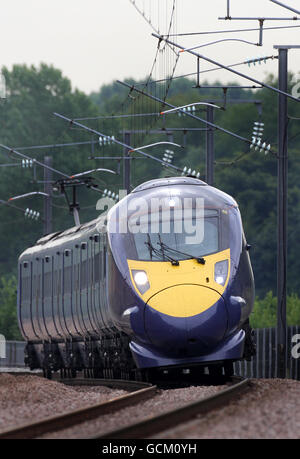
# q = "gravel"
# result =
<box><xmin>3</xmin><ymin>374</ymin><xmax>299</xmax><ymax>439</ymax></box>
<box><xmin>0</xmin><ymin>374</ymin><xmax>127</xmax><ymax>433</ymax></box>
<box><xmin>41</xmin><ymin>384</ymin><xmax>227</xmax><ymax>439</ymax></box>
<box><xmin>153</xmin><ymin>379</ymin><xmax>300</xmax><ymax>439</ymax></box>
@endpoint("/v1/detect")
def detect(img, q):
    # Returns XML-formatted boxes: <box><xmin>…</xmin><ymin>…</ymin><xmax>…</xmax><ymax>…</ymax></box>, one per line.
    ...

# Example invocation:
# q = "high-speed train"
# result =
<box><xmin>18</xmin><ymin>176</ymin><xmax>255</xmax><ymax>379</ymax></box>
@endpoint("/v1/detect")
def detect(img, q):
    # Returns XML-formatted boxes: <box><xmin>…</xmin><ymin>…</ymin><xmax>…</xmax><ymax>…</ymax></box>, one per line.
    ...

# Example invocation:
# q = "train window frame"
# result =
<box><xmin>128</xmin><ymin>210</ymin><xmax>221</xmax><ymax>262</ymax></box>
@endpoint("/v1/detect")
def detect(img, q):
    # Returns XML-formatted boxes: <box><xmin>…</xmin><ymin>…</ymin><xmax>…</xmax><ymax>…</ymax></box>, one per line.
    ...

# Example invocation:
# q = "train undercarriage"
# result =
<box><xmin>25</xmin><ymin>322</ymin><xmax>255</xmax><ymax>382</ymax></box>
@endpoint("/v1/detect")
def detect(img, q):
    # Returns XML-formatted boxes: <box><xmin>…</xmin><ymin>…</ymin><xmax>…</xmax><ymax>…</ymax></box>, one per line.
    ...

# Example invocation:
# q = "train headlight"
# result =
<box><xmin>214</xmin><ymin>260</ymin><xmax>229</xmax><ymax>286</ymax></box>
<box><xmin>132</xmin><ymin>270</ymin><xmax>150</xmax><ymax>295</ymax></box>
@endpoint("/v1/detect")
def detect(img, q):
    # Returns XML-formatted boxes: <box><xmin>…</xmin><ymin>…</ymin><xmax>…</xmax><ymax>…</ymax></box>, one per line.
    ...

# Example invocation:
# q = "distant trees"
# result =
<box><xmin>1</xmin><ymin>64</ymin><xmax>300</xmax><ymax>338</ymax></box>
<box><xmin>0</xmin><ymin>276</ymin><xmax>21</xmax><ymax>340</ymax></box>
<box><xmin>251</xmin><ymin>292</ymin><xmax>300</xmax><ymax>329</ymax></box>
<box><xmin>0</xmin><ymin>64</ymin><xmax>104</xmax><ymax>278</ymax></box>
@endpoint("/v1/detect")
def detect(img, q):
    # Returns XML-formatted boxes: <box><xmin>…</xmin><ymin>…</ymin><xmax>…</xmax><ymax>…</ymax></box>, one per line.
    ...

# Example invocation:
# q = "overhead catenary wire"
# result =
<box><xmin>74</xmin><ymin>113</ymin><xmax>161</xmax><ymax>121</ymax></box>
<box><xmin>219</xmin><ymin>16</ymin><xmax>300</xmax><ymax>21</ymax></box>
<box><xmin>8</xmin><ymin>191</ymin><xmax>50</xmax><ymax>202</ymax></box>
<box><xmin>0</xmin><ymin>163</ymin><xmax>21</xmax><ymax>168</ymax></box>
<box><xmin>14</xmin><ymin>140</ymin><xmax>101</xmax><ymax>151</ymax></box>
<box><xmin>0</xmin><ymin>144</ymin><xmax>70</xmax><ymax>179</ymax></box>
<box><xmin>117</xmin><ymin>80</ymin><xmax>277</xmax><ymax>156</ymax></box>
<box><xmin>134</xmin><ymin>55</ymin><xmax>278</xmax><ymax>87</ymax></box>
<box><xmin>270</xmin><ymin>0</ymin><xmax>300</xmax><ymax>16</ymax></box>
<box><xmin>162</xmin><ymin>24</ymin><xmax>300</xmax><ymax>37</ymax></box>
<box><xmin>0</xmin><ymin>199</ymin><xmax>44</xmax><ymax>222</ymax></box>
<box><xmin>180</xmin><ymin>38</ymin><xmax>263</xmax><ymax>53</ymax></box>
<box><xmin>152</xmin><ymin>33</ymin><xmax>300</xmax><ymax>104</ymax></box>
<box><xmin>53</xmin><ymin>113</ymin><xmax>184</xmax><ymax>173</ymax></box>
<box><xmin>120</xmin><ymin>0</ymin><xmax>180</xmax><ymax>151</ymax></box>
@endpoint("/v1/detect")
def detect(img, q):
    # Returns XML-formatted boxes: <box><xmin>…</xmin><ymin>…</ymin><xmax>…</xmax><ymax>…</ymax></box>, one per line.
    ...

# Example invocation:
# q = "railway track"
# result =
<box><xmin>0</xmin><ymin>378</ymin><xmax>157</xmax><ymax>439</ymax></box>
<box><xmin>0</xmin><ymin>375</ymin><xmax>252</xmax><ymax>439</ymax></box>
<box><xmin>90</xmin><ymin>376</ymin><xmax>252</xmax><ymax>439</ymax></box>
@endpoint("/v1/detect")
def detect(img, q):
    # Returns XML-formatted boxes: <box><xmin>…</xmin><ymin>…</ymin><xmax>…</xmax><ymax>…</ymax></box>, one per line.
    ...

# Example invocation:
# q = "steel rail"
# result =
<box><xmin>91</xmin><ymin>377</ymin><xmax>252</xmax><ymax>439</ymax></box>
<box><xmin>0</xmin><ymin>379</ymin><xmax>156</xmax><ymax>439</ymax></box>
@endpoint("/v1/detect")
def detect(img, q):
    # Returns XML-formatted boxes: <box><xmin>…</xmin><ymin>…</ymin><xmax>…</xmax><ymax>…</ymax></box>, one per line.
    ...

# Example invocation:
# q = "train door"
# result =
<box><xmin>73</xmin><ymin>244</ymin><xmax>86</xmax><ymax>336</ymax></box>
<box><xmin>17</xmin><ymin>261</ymin><xmax>28</xmax><ymax>340</ymax></box>
<box><xmin>52</xmin><ymin>255</ymin><xmax>67</xmax><ymax>338</ymax></box>
<box><xmin>32</xmin><ymin>258</ymin><xmax>46</xmax><ymax>340</ymax></box>
<box><xmin>101</xmin><ymin>234</ymin><xmax>115</xmax><ymax>332</ymax></box>
<box><xmin>87</xmin><ymin>238</ymin><xmax>100</xmax><ymax>334</ymax></box>
<box><xmin>63</xmin><ymin>249</ymin><xmax>80</xmax><ymax>338</ymax></box>
<box><xmin>19</xmin><ymin>259</ymin><xmax>38</xmax><ymax>341</ymax></box>
<box><xmin>93</xmin><ymin>234</ymin><xmax>106</xmax><ymax>332</ymax></box>
<box><xmin>44</xmin><ymin>256</ymin><xmax>58</xmax><ymax>338</ymax></box>
<box><xmin>99</xmin><ymin>235</ymin><xmax>110</xmax><ymax>331</ymax></box>
<box><xmin>80</xmin><ymin>241</ymin><xmax>94</xmax><ymax>335</ymax></box>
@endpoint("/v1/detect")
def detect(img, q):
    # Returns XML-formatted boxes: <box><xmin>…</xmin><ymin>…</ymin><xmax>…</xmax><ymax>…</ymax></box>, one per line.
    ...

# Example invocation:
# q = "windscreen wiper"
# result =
<box><xmin>145</xmin><ymin>234</ymin><xmax>179</xmax><ymax>266</ymax></box>
<box><xmin>157</xmin><ymin>234</ymin><xmax>180</xmax><ymax>266</ymax></box>
<box><xmin>158</xmin><ymin>241</ymin><xmax>206</xmax><ymax>265</ymax></box>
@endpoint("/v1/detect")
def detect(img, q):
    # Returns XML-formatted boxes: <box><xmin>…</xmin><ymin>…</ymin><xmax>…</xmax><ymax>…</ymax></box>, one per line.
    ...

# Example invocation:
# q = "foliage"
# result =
<box><xmin>0</xmin><ymin>64</ymin><xmax>116</xmax><ymax>279</ymax></box>
<box><xmin>250</xmin><ymin>292</ymin><xmax>300</xmax><ymax>329</ymax></box>
<box><xmin>90</xmin><ymin>74</ymin><xmax>300</xmax><ymax>298</ymax></box>
<box><xmin>0</xmin><ymin>275</ymin><xmax>21</xmax><ymax>340</ymax></box>
<box><xmin>1</xmin><ymin>64</ymin><xmax>300</xmax><ymax>338</ymax></box>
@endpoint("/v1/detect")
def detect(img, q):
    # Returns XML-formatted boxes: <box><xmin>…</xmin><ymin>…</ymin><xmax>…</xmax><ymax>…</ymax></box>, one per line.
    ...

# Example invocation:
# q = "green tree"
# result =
<box><xmin>0</xmin><ymin>275</ymin><xmax>21</xmax><ymax>340</ymax></box>
<box><xmin>251</xmin><ymin>292</ymin><xmax>300</xmax><ymax>328</ymax></box>
<box><xmin>0</xmin><ymin>64</ymin><xmax>113</xmax><ymax>280</ymax></box>
<box><xmin>1</xmin><ymin>66</ymin><xmax>300</xmax><ymax>331</ymax></box>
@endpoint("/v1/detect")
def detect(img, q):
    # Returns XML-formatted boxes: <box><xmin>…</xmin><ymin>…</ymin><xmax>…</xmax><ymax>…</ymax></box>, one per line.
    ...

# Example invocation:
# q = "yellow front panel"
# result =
<box><xmin>147</xmin><ymin>284</ymin><xmax>223</xmax><ymax>317</ymax></box>
<box><xmin>127</xmin><ymin>248</ymin><xmax>230</xmax><ymax>317</ymax></box>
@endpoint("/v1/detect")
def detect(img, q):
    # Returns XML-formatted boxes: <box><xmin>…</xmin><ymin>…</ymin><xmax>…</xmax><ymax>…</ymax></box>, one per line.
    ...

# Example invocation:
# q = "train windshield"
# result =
<box><xmin>128</xmin><ymin>209</ymin><xmax>221</xmax><ymax>261</ymax></box>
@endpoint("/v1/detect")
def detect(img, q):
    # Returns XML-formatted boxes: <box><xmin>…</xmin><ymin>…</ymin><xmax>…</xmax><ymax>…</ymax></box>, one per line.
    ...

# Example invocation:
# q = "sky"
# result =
<box><xmin>1</xmin><ymin>0</ymin><xmax>300</xmax><ymax>94</ymax></box>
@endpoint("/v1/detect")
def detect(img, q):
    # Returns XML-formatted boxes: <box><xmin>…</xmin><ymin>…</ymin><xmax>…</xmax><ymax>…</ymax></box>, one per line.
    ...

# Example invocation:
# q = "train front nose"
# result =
<box><xmin>144</xmin><ymin>284</ymin><xmax>229</xmax><ymax>355</ymax></box>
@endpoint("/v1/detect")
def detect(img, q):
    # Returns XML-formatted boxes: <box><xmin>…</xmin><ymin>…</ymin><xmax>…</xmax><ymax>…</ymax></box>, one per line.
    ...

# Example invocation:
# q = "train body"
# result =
<box><xmin>18</xmin><ymin>177</ymin><xmax>255</xmax><ymax>378</ymax></box>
